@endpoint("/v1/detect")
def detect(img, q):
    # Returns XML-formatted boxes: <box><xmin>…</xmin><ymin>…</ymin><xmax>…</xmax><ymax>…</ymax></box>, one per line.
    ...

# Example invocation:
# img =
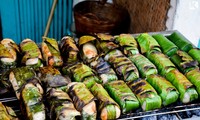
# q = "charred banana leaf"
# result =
<box><xmin>152</xmin><ymin>34</ymin><xmax>178</xmax><ymax>57</ymax></box>
<box><xmin>146</xmin><ymin>74</ymin><xmax>179</xmax><ymax>106</ymax></box>
<box><xmin>127</xmin><ymin>78</ymin><xmax>162</xmax><ymax>111</ymax></box>
<box><xmin>60</xmin><ymin>36</ymin><xmax>79</xmax><ymax>66</ymax></box>
<box><xmin>170</xmin><ymin>50</ymin><xmax>198</xmax><ymax>73</ymax></box>
<box><xmin>166</xmin><ymin>69</ymin><xmax>198</xmax><ymax>103</ymax></box>
<box><xmin>21</xmin><ymin>81</ymin><xmax>45</xmax><ymax>120</ymax></box>
<box><xmin>96</xmin><ymin>33</ymin><xmax>119</xmax><ymax>55</ymax></box>
<box><xmin>42</xmin><ymin>37</ymin><xmax>63</xmax><ymax>67</ymax></box>
<box><xmin>68</xmin><ymin>82</ymin><xmax>97</xmax><ymax>120</ymax></box>
<box><xmin>188</xmin><ymin>48</ymin><xmax>200</xmax><ymax>64</ymax></box>
<box><xmin>147</xmin><ymin>51</ymin><xmax>176</xmax><ymax>76</ymax></box>
<box><xmin>47</xmin><ymin>88</ymin><xmax>80</xmax><ymax>120</ymax></box>
<box><xmin>105</xmin><ymin>49</ymin><xmax>139</xmax><ymax>82</ymax></box>
<box><xmin>90</xmin><ymin>83</ymin><xmax>121</xmax><ymax>120</ymax></box>
<box><xmin>129</xmin><ymin>54</ymin><xmax>157</xmax><ymax>78</ymax></box>
<box><xmin>104</xmin><ymin>80</ymin><xmax>139</xmax><ymax>113</ymax></box>
<box><xmin>136</xmin><ymin>33</ymin><xmax>161</xmax><ymax>54</ymax></box>
<box><xmin>20</xmin><ymin>39</ymin><xmax>43</xmax><ymax>69</ymax></box>
<box><xmin>79</xmin><ymin>36</ymin><xmax>98</xmax><ymax>64</ymax></box>
<box><xmin>67</xmin><ymin>63</ymin><xmax>102</xmax><ymax>88</ymax></box>
<box><xmin>167</xmin><ymin>31</ymin><xmax>193</xmax><ymax>52</ymax></box>
<box><xmin>0</xmin><ymin>39</ymin><xmax>19</xmax><ymax>69</ymax></box>
<box><xmin>115</xmin><ymin>34</ymin><xmax>139</xmax><ymax>56</ymax></box>
<box><xmin>90</xmin><ymin>57</ymin><xmax>118</xmax><ymax>84</ymax></box>
<box><xmin>0</xmin><ymin>102</ymin><xmax>18</xmax><ymax>120</ymax></box>
<box><xmin>185</xmin><ymin>68</ymin><xmax>200</xmax><ymax>95</ymax></box>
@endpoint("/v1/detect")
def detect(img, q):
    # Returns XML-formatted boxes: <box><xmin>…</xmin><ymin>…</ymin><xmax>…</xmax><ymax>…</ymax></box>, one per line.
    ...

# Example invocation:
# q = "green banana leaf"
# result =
<box><xmin>136</xmin><ymin>33</ymin><xmax>161</xmax><ymax>54</ymax></box>
<box><xmin>91</xmin><ymin>83</ymin><xmax>120</xmax><ymax>120</ymax></box>
<box><xmin>0</xmin><ymin>102</ymin><xmax>18</xmax><ymax>120</ymax></box>
<box><xmin>90</xmin><ymin>57</ymin><xmax>118</xmax><ymax>84</ymax></box>
<box><xmin>104</xmin><ymin>80</ymin><xmax>139</xmax><ymax>113</ymax></box>
<box><xmin>146</xmin><ymin>51</ymin><xmax>176</xmax><ymax>76</ymax></box>
<box><xmin>170</xmin><ymin>50</ymin><xmax>198</xmax><ymax>73</ymax></box>
<box><xmin>20</xmin><ymin>39</ymin><xmax>43</xmax><ymax>68</ymax></box>
<box><xmin>188</xmin><ymin>48</ymin><xmax>200</xmax><ymax>64</ymax></box>
<box><xmin>60</xmin><ymin>36</ymin><xmax>79</xmax><ymax>66</ymax></box>
<box><xmin>146</xmin><ymin>74</ymin><xmax>179</xmax><ymax>106</ymax></box>
<box><xmin>67</xmin><ymin>82</ymin><xmax>96</xmax><ymax>120</ymax></box>
<box><xmin>47</xmin><ymin>88</ymin><xmax>80</xmax><ymax>120</ymax></box>
<box><xmin>166</xmin><ymin>69</ymin><xmax>198</xmax><ymax>103</ymax></box>
<box><xmin>185</xmin><ymin>68</ymin><xmax>200</xmax><ymax>95</ymax></box>
<box><xmin>129</xmin><ymin>54</ymin><xmax>157</xmax><ymax>78</ymax></box>
<box><xmin>115</xmin><ymin>34</ymin><xmax>139</xmax><ymax>56</ymax></box>
<box><xmin>42</xmin><ymin>37</ymin><xmax>63</xmax><ymax>67</ymax></box>
<box><xmin>152</xmin><ymin>34</ymin><xmax>178</xmax><ymax>57</ymax></box>
<box><xmin>167</xmin><ymin>31</ymin><xmax>193</xmax><ymax>52</ymax></box>
<box><xmin>127</xmin><ymin>78</ymin><xmax>162</xmax><ymax>111</ymax></box>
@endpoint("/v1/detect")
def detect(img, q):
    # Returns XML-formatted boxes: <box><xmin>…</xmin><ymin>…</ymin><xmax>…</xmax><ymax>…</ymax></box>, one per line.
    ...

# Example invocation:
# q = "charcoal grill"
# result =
<box><xmin>1</xmin><ymin>30</ymin><xmax>200</xmax><ymax>120</ymax></box>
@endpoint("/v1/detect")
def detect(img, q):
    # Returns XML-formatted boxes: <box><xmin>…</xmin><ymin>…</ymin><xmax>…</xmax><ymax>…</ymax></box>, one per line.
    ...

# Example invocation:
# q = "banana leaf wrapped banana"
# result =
<box><xmin>170</xmin><ymin>50</ymin><xmax>198</xmax><ymax>73</ymax></box>
<box><xmin>104</xmin><ymin>49</ymin><xmax>139</xmax><ymax>82</ymax></box>
<box><xmin>96</xmin><ymin>33</ymin><xmax>119</xmax><ymax>55</ymax></box>
<box><xmin>152</xmin><ymin>34</ymin><xmax>178</xmax><ymax>57</ymax></box>
<box><xmin>90</xmin><ymin>57</ymin><xmax>118</xmax><ymax>84</ymax></box>
<box><xmin>79</xmin><ymin>35</ymin><xmax>98</xmax><ymax>64</ymax></box>
<box><xmin>104</xmin><ymin>80</ymin><xmax>139</xmax><ymax>113</ymax></box>
<box><xmin>167</xmin><ymin>31</ymin><xmax>193</xmax><ymax>52</ymax></box>
<box><xmin>115</xmin><ymin>34</ymin><xmax>139</xmax><ymax>56</ymax></box>
<box><xmin>68</xmin><ymin>82</ymin><xmax>97</xmax><ymax>120</ymax></box>
<box><xmin>66</xmin><ymin>63</ymin><xmax>102</xmax><ymax>88</ymax></box>
<box><xmin>166</xmin><ymin>69</ymin><xmax>198</xmax><ymax>103</ymax></box>
<box><xmin>0</xmin><ymin>102</ymin><xmax>18</xmax><ymax>120</ymax></box>
<box><xmin>136</xmin><ymin>33</ymin><xmax>161</xmax><ymax>54</ymax></box>
<box><xmin>188</xmin><ymin>48</ymin><xmax>200</xmax><ymax>64</ymax></box>
<box><xmin>146</xmin><ymin>74</ymin><xmax>179</xmax><ymax>106</ymax></box>
<box><xmin>146</xmin><ymin>51</ymin><xmax>176</xmax><ymax>76</ymax></box>
<box><xmin>185</xmin><ymin>68</ymin><xmax>200</xmax><ymax>95</ymax></box>
<box><xmin>60</xmin><ymin>36</ymin><xmax>80</xmax><ymax>66</ymax></box>
<box><xmin>127</xmin><ymin>78</ymin><xmax>162</xmax><ymax>111</ymax></box>
<box><xmin>20</xmin><ymin>39</ymin><xmax>43</xmax><ymax>69</ymax></box>
<box><xmin>90</xmin><ymin>83</ymin><xmax>121</xmax><ymax>120</ymax></box>
<box><xmin>41</xmin><ymin>37</ymin><xmax>63</xmax><ymax>67</ymax></box>
<box><xmin>129</xmin><ymin>54</ymin><xmax>157</xmax><ymax>78</ymax></box>
<box><xmin>0</xmin><ymin>39</ymin><xmax>19</xmax><ymax>69</ymax></box>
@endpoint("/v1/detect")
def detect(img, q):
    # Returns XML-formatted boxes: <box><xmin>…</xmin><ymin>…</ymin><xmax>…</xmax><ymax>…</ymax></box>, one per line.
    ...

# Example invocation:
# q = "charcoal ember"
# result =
<box><xmin>178</xmin><ymin>112</ymin><xmax>188</xmax><ymax>118</ymax></box>
<box><xmin>192</xmin><ymin>110</ymin><xmax>200</xmax><ymax>116</ymax></box>
<box><xmin>169</xmin><ymin>114</ymin><xmax>179</xmax><ymax>120</ymax></box>
<box><xmin>140</xmin><ymin>116</ymin><xmax>157</xmax><ymax>120</ymax></box>
<box><xmin>157</xmin><ymin>114</ymin><xmax>168</xmax><ymax>120</ymax></box>
<box><xmin>186</xmin><ymin>111</ymin><xmax>193</xmax><ymax>118</ymax></box>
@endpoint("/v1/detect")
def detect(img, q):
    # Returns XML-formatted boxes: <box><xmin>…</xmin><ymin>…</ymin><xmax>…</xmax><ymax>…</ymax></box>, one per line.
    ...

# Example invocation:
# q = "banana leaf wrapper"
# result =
<box><xmin>90</xmin><ymin>57</ymin><xmax>118</xmax><ymax>84</ymax></box>
<box><xmin>146</xmin><ymin>74</ymin><xmax>179</xmax><ymax>106</ymax></box>
<box><xmin>104</xmin><ymin>80</ymin><xmax>139</xmax><ymax>113</ymax></box>
<box><xmin>170</xmin><ymin>50</ymin><xmax>198</xmax><ymax>73</ymax></box>
<box><xmin>0</xmin><ymin>102</ymin><xmax>18</xmax><ymax>120</ymax></box>
<box><xmin>20</xmin><ymin>39</ymin><xmax>43</xmax><ymax>69</ymax></box>
<box><xmin>166</xmin><ymin>69</ymin><xmax>198</xmax><ymax>103</ymax></box>
<box><xmin>60</xmin><ymin>36</ymin><xmax>80</xmax><ymax>66</ymax></box>
<box><xmin>96</xmin><ymin>33</ymin><xmax>119</xmax><ymax>55</ymax></box>
<box><xmin>21</xmin><ymin>82</ymin><xmax>45</xmax><ymax>120</ymax></box>
<box><xmin>136</xmin><ymin>33</ymin><xmax>161</xmax><ymax>54</ymax></box>
<box><xmin>185</xmin><ymin>68</ymin><xmax>200</xmax><ymax>95</ymax></box>
<box><xmin>42</xmin><ymin>37</ymin><xmax>63</xmax><ymax>67</ymax></box>
<box><xmin>129</xmin><ymin>54</ymin><xmax>157</xmax><ymax>78</ymax></box>
<box><xmin>0</xmin><ymin>39</ymin><xmax>18</xmax><ymax>69</ymax></box>
<box><xmin>105</xmin><ymin>49</ymin><xmax>139</xmax><ymax>82</ymax></box>
<box><xmin>147</xmin><ymin>51</ymin><xmax>176</xmax><ymax>76</ymax></box>
<box><xmin>68</xmin><ymin>63</ymin><xmax>102</xmax><ymax>88</ymax></box>
<box><xmin>91</xmin><ymin>83</ymin><xmax>121</xmax><ymax>120</ymax></box>
<box><xmin>68</xmin><ymin>82</ymin><xmax>97</xmax><ymax>120</ymax></box>
<box><xmin>9</xmin><ymin>67</ymin><xmax>36</xmax><ymax>99</ymax></box>
<box><xmin>47</xmin><ymin>88</ymin><xmax>80</xmax><ymax>120</ymax></box>
<box><xmin>115</xmin><ymin>34</ymin><xmax>139</xmax><ymax>56</ymax></box>
<box><xmin>127</xmin><ymin>78</ymin><xmax>162</xmax><ymax>111</ymax></box>
<box><xmin>167</xmin><ymin>31</ymin><xmax>193</xmax><ymax>52</ymax></box>
<box><xmin>152</xmin><ymin>34</ymin><xmax>178</xmax><ymax>57</ymax></box>
<box><xmin>188</xmin><ymin>48</ymin><xmax>200</xmax><ymax>64</ymax></box>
